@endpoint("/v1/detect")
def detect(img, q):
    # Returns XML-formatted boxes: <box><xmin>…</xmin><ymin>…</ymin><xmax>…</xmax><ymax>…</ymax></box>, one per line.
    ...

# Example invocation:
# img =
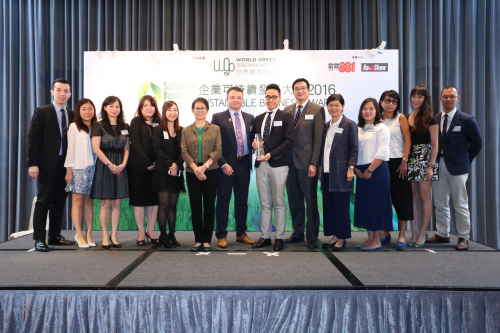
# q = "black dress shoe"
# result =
<box><xmin>35</xmin><ymin>241</ymin><xmax>49</xmax><ymax>252</ymax></box>
<box><xmin>307</xmin><ymin>240</ymin><xmax>318</xmax><ymax>250</ymax></box>
<box><xmin>284</xmin><ymin>235</ymin><xmax>304</xmax><ymax>244</ymax></box>
<box><xmin>252</xmin><ymin>238</ymin><xmax>272</xmax><ymax>248</ymax></box>
<box><xmin>109</xmin><ymin>236</ymin><xmax>121</xmax><ymax>248</ymax></box>
<box><xmin>202</xmin><ymin>245</ymin><xmax>211</xmax><ymax>252</ymax></box>
<box><xmin>160</xmin><ymin>235</ymin><xmax>175</xmax><ymax>249</ymax></box>
<box><xmin>274</xmin><ymin>239</ymin><xmax>284</xmax><ymax>251</ymax></box>
<box><xmin>169</xmin><ymin>234</ymin><xmax>181</xmax><ymax>247</ymax></box>
<box><xmin>191</xmin><ymin>244</ymin><xmax>203</xmax><ymax>252</ymax></box>
<box><xmin>47</xmin><ymin>235</ymin><xmax>77</xmax><ymax>245</ymax></box>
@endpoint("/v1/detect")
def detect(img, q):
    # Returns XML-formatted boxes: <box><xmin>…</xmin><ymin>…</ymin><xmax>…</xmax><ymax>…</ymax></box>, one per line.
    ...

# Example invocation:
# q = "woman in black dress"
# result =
<box><xmin>90</xmin><ymin>96</ymin><xmax>130</xmax><ymax>249</ymax></box>
<box><xmin>128</xmin><ymin>96</ymin><xmax>161</xmax><ymax>246</ymax></box>
<box><xmin>407</xmin><ymin>85</ymin><xmax>439</xmax><ymax>248</ymax></box>
<box><xmin>152</xmin><ymin>101</ymin><xmax>185</xmax><ymax>248</ymax></box>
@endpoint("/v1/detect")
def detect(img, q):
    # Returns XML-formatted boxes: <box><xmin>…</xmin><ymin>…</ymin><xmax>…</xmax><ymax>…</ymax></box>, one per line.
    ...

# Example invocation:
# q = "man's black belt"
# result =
<box><xmin>237</xmin><ymin>154</ymin><xmax>249</xmax><ymax>160</ymax></box>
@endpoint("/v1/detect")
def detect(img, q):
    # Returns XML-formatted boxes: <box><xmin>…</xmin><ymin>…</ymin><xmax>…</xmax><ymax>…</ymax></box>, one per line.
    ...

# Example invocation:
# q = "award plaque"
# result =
<box><xmin>255</xmin><ymin>134</ymin><xmax>265</xmax><ymax>159</ymax></box>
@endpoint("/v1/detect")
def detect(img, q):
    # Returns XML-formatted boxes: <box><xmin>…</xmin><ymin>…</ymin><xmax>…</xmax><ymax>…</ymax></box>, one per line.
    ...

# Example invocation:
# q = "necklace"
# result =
<box><xmin>363</xmin><ymin>124</ymin><xmax>375</xmax><ymax>131</ymax></box>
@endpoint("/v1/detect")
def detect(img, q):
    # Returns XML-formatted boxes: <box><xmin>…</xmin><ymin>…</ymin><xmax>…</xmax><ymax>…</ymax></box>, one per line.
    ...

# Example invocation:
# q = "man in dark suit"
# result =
<box><xmin>251</xmin><ymin>84</ymin><xmax>295</xmax><ymax>251</ymax></box>
<box><xmin>427</xmin><ymin>86</ymin><xmax>482</xmax><ymax>250</ymax></box>
<box><xmin>27</xmin><ymin>78</ymin><xmax>76</xmax><ymax>252</ymax></box>
<box><xmin>283</xmin><ymin>78</ymin><xmax>325</xmax><ymax>249</ymax></box>
<box><xmin>211</xmin><ymin>86</ymin><xmax>256</xmax><ymax>248</ymax></box>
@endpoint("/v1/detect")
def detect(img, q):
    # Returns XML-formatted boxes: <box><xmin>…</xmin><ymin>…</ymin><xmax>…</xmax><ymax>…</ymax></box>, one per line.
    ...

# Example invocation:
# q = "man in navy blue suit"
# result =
<box><xmin>427</xmin><ymin>86</ymin><xmax>482</xmax><ymax>250</ymax></box>
<box><xmin>211</xmin><ymin>87</ymin><xmax>256</xmax><ymax>248</ymax></box>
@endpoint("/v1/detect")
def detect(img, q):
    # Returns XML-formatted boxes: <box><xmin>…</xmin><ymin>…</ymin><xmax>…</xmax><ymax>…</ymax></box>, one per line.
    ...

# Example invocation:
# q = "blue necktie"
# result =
<box><xmin>263</xmin><ymin>112</ymin><xmax>272</xmax><ymax>153</ymax></box>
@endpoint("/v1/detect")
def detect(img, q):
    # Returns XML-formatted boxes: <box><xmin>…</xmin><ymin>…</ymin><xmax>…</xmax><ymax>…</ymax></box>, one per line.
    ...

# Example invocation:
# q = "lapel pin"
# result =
<box><xmin>228</xmin><ymin>118</ymin><xmax>232</xmax><ymax>122</ymax></box>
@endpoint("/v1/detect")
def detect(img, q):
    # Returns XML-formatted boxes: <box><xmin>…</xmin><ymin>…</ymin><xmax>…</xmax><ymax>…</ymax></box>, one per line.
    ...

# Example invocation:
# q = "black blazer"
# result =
<box><xmin>27</xmin><ymin>103</ymin><xmax>74</xmax><ymax>170</ymax></box>
<box><xmin>434</xmin><ymin>110</ymin><xmax>482</xmax><ymax>176</ymax></box>
<box><xmin>211</xmin><ymin>109</ymin><xmax>254</xmax><ymax>171</ymax></box>
<box><xmin>152</xmin><ymin>124</ymin><xmax>184</xmax><ymax>172</ymax></box>
<box><xmin>320</xmin><ymin>116</ymin><xmax>358</xmax><ymax>192</ymax></box>
<box><xmin>128</xmin><ymin>116</ymin><xmax>157</xmax><ymax>170</ymax></box>
<box><xmin>253</xmin><ymin>110</ymin><xmax>295</xmax><ymax>168</ymax></box>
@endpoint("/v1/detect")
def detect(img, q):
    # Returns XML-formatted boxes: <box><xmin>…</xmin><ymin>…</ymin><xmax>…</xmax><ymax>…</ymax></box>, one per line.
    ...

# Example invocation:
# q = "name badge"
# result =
<box><xmin>121</xmin><ymin>130</ymin><xmax>129</xmax><ymax>135</ymax></box>
<box><xmin>274</xmin><ymin>121</ymin><xmax>282</xmax><ymax>127</ymax></box>
<box><xmin>452</xmin><ymin>126</ymin><xmax>461</xmax><ymax>132</ymax></box>
<box><xmin>334</xmin><ymin>128</ymin><xmax>343</xmax><ymax>134</ymax></box>
<box><xmin>305</xmin><ymin>115</ymin><xmax>314</xmax><ymax>120</ymax></box>
<box><xmin>163</xmin><ymin>131</ymin><xmax>169</xmax><ymax>139</ymax></box>
<box><xmin>153</xmin><ymin>123</ymin><xmax>159</xmax><ymax>127</ymax></box>
<box><xmin>367</xmin><ymin>130</ymin><xmax>375</xmax><ymax>133</ymax></box>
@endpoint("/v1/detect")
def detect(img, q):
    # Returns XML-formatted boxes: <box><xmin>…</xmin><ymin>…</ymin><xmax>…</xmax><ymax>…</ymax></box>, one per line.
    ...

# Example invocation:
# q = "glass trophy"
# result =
<box><xmin>255</xmin><ymin>134</ymin><xmax>265</xmax><ymax>159</ymax></box>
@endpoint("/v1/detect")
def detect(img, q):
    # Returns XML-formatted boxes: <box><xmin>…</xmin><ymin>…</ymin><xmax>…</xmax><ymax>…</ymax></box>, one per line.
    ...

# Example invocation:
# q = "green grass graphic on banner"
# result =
<box><xmin>91</xmin><ymin>172</ymin><xmax>398</xmax><ymax>231</ymax></box>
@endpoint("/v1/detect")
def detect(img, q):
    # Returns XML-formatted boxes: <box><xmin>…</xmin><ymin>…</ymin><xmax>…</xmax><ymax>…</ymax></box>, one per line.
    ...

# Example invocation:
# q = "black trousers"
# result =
<box><xmin>32</xmin><ymin>157</ymin><xmax>68</xmax><ymax>241</ymax></box>
<box><xmin>286</xmin><ymin>161</ymin><xmax>320</xmax><ymax>241</ymax></box>
<box><xmin>215</xmin><ymin>159</ymin><xmax>251</xmax><ymax>239</ymax></box>
<box><xmin>186</xmin><ymin>168</ymin><xmax>218</xmax><ymax>244</ymax></box>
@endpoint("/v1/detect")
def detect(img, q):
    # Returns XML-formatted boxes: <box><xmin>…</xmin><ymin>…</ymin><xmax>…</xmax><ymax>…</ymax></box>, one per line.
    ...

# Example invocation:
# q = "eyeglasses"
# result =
<box><xmin>293</xmin><ymin>87</ymin><xmax>308</xmax><ymax>91</ymax></box>
<box><xmin>383</xmin><ymin>98</ymin><xmax>398</xmax><ymax>105</ymax></box>
<box><xmin>265</xmin><ymin>95</ymin><xmax>279</xmax><ymax>100</ymax></box>
<box><xmin>194</xmin><ymin>107</ymin><xmax>207</xmax><ymax>111</ymax></box>
<box><xmin>441</xmin><ymin>95</ymin><xmax>457</xmax><ymax>100</ymax></box>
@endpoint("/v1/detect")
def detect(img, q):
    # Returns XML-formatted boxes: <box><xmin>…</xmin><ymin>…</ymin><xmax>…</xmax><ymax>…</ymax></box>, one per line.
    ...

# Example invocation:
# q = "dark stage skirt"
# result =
<box><xmin>322</xmin><ymin>173</ymin><xmax>352</xmax><ymax>239</ymax></box>
<box><xmin>387</xmin><ymin>158</ymin><xmax>414</xmax><ymax>221</ymax></box>
<box><xmin>151</xmin><ymin>170</ymin><xmax>186</xmax><ymax>194</ymax></box>
<box><xmin>127</xmin><ymin>168</ymin><xmax>159</xmax><ymax>207</ymax></box>
<box><xmin>354</xmin><ymin>163</ymin><xmax>393</xmax><ymax>231</ymax></box>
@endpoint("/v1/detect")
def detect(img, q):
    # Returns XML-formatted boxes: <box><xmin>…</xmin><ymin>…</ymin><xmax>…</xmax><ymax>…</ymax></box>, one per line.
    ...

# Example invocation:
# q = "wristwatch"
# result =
<box><xmin>402</xmin><ymin>157</ymin><xmax>408</xmax><ymax>162</ymax></box>
<box><xmin>367</xmin><ymin>169</ymin><xmax>373</xmax><ymax>173</ymax></box>
<box><xmin>349</xmin><ymin>165</ymin><xmax>355</xmax><ymax>169</ymax></box>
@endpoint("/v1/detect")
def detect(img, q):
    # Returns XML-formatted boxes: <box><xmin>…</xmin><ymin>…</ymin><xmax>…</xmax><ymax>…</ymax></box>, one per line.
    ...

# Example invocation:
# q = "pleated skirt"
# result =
<box><xmin>354</xmin><ymin>162</ymin><xmax>393</xmax><ymax>231</ymax></box>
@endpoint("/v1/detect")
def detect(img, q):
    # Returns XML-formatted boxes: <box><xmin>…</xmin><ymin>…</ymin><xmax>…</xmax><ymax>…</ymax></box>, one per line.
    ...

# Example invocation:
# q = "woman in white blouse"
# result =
<box><xmin>64</xmin><ymin>98</ymin><xmax>97</xmax><ymax>248</ymax></box>
<box><xmin>353</xmin><ymin>98</ymin><xmax>393</xmax><ymax>250</ymax></box>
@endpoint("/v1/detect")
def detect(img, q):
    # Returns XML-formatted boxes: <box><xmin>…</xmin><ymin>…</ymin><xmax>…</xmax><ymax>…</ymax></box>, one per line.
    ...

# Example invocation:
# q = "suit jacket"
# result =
<box><xmin>27</xmin><ymin>103</ymin><xmax>74</xmax><ymax>170</ymax></box>
<box><xmin>253</xmin><ymin>109</ymin><xmax>295</xmax><ymax>168</ymax></box>
<box><xmin>284</xmin><ymin>100</ymin><xmax>325</xmax><ymax>169</ymax></box>
<box><xmin>211</xmin><ymin>109</ymin><xmax>254</xmax><ymax>171</ymax></box>
<box><xmin>434</xmin><ymin>110</ymin><xmax>482</xmax><ymax>176</ymax></box>
<box><xmin>152</xmin><ymin>124</ymin><xmax>184</xmax><ymax>172</ymax></box>
<box><xmin>128</xmin><ymin>116</ymin><xmax>157</xmax><ymax>170</ymax></box>
<box><xmin>320</xmin><ymin>116</ymin><xmax>358</xmax><ymax>192</ymax></box>
<box><xmin>181</xmin><ymin>122</ymin><xmax>222</xmax><ymax>172</ymax></box>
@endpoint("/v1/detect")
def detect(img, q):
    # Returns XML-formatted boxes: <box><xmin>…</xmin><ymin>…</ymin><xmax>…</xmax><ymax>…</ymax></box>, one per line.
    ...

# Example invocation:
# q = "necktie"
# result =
<box><xmin>294</xmin><ymin>105</ymin><xmax>303</xmax><ymax>128</ymax></box>
<box><xmin>442</xmin><ymin>114</ymin><xmax>448</xmax><ymax>138</ymax></box>
<box><xmin>61</xmin><ymin>109</ymin><xmax>68</xmax><ymax>156</ymax></box>
<box><xmin>234</xmin><ymin>112</ymin><xmax>245</xmax><ymax>156</ymax></box>
<box><xmin>263</xmin><ymin>112</ymin><xmax>272</xmax><ymax>153</ymax></box>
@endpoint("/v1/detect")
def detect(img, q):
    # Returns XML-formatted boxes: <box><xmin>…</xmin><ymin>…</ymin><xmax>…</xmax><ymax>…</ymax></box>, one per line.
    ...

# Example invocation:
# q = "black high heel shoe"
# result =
<box><xmin>160</xmin><ymin>235</ymin><xmax>175</xmax><ymax>249</ymax></box>
<box><xmin>110</xmin><ymin>236</ymin><xmax>121</xmax><ymax>248</ymax></box>
<box><xmin>145</xmin><ymin>232</ymin><xmax>160</xmax><ymax>244</ymax></box>
<box><xmin>169</xmin><ymin>233</ymin><xmax>181</xmax><ymax>247</ymax></box>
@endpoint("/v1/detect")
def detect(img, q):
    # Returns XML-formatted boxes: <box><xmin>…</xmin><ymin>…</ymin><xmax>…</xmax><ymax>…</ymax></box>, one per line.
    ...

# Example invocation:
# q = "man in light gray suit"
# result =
<box><xmin>284</xmin><ymin>78</ymin><xmax>325</xmax><ymax>249</ymax></box>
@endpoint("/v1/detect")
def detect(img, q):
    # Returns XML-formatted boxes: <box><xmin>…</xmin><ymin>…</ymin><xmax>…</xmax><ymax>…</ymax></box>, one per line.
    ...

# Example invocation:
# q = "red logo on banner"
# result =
<box><xmin>339</xmin><ymin>62</ymin><xmax>355</xmax><ymax>73</ymax></box>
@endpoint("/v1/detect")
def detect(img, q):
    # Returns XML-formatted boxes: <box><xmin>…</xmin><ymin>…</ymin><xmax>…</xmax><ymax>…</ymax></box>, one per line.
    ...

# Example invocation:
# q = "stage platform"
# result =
<box><xmin>0</xmin><ymin>230</ymin><xmax>498</xmax><ymax>290</ymax></box>
<box><xmin>1</xmin><ymin>231</ymin><xmax>500</xmax><ymax>332</ymax></box>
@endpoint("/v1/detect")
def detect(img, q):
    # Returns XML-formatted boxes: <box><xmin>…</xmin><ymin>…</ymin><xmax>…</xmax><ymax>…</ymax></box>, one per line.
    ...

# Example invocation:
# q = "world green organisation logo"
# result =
<box><xmin>214</xmin><ymin>58</ymin><xmax>235</xmax><ymax>76</ymax></box>
<box><xmin>138</xmin><ymin>82</ymin><xmax>162</xmax><ymax>103</ymax></box>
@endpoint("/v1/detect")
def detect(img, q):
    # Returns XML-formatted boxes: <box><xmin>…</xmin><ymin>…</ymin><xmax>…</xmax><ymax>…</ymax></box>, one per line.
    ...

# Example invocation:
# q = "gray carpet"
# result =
<box><xmin>0</xmin><ymin>250</ymin><xmax>143</xmax><ymax>287</ymax></box>
<box><xmin>335</xmin><ymin>251</ymin><xmax>500</xmax><ymax>287</ymax></box>
<box><xmin>119</xmin><ymin>251</ymin><xmax>351</xmax><ymax>287</ymax></box>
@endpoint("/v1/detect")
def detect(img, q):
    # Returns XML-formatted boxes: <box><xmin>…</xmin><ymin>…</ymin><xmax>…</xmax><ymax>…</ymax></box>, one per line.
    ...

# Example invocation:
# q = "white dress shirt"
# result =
<box><xmin>383</xmin><ymin>113</ymin><xmax>404</xmax><ymax>158</ymax></box>
<box><xmin>64</xmin><ymin>123</ymin><xmax>95</xmax><ymax>169</ymax></box>
<box><xmin>294</xmin><ymin>99</ymin><xmax>309</xmax><ymax>119</ymax></box>
<box><xmin>440</xmin><ymin>107</ymin><xmax>457</xmax><ymax>133</ymax></box>
<box><xmin>260</xmin><ymin>107</ymin><xmax>279</xmax><ymax>135</ymax></box>
<box><xmin>357</xmin><ymin>123</ymin><xmax>390</xmax><ymax>166</ymax></box>
<box><xmin>323</xmin><ymin>115</ymin><xmax>343</xmax><ymax>173</ymax></box>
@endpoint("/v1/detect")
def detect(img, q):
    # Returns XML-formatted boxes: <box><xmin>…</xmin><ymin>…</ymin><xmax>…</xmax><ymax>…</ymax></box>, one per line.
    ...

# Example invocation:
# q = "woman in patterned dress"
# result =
<box><xmin>90</xmin><ymin>96</ymin><xmax>130</xmax><ymax>249</ymax></box>
<box><xmin>64</xmin><ymin>98</ymin><xmax>97</xmax><ymax>248</ymax></box>
<box><xmin>407</xmin><ymin>85</ymin><xmax>439</xmax><ymax>248</ymax></box>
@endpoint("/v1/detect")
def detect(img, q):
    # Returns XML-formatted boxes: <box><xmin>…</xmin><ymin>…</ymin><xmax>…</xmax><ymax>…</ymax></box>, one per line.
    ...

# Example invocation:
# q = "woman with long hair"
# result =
<box><xmin>128</xmin><ymin>95</ymin><xmax>161</xmax><ymax>246</ymax></box>
<box><xmin>406</xmin><ymin>85</ymin><xmax>439</xmax><ymax>248</ymax></box>
<box><xmin>353</xmin><ymin>98</ymin><xmax>393</xmax><ymax>250</ymax></box>
<box><xmin>181</xmin><ymin>97</ymin><xmax>222</xmax><ymax>252</ymax></box>
<box><xmin>64</xmin><ymin>98</ymin><xmax>98</xmax><ymax>248</ymax></box>
<box><xmin>152</xmin><ymin>101</ymin><xmax>186</xmax><ymax>248</ymax></box>
<box><xmin>379</xmin><ymin>90</ymin><xmax>414</xmax><ymax>250</ymax></box>
<box><xmin>90</xmin><ymin>96</ymin><xmax>130</xmax><ymax>249</ymax></box>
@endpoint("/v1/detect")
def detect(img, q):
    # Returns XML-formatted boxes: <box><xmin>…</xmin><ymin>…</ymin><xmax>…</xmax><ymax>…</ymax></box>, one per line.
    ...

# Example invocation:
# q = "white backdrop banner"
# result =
<box><xmin>84</xmin><ymin>50</ymin><xmax>398</xmax><ymax>124</ymax></box>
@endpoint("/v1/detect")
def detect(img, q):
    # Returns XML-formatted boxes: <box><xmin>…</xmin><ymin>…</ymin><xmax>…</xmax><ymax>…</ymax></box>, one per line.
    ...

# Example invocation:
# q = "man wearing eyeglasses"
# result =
<box><xmin>251</xmin><ymin>83</ymin><xmax>295</xmax><ymax>251</ymax></box>
<box><xmin>283</xmin><ymin>78</ymin><xmax>325</xmax><ymax>249</ymax></box>
<box><xmin>427</xmin><ymin>86</ymin><xmax>482</xmax><ymax>250</ymax></box>
<box><xmin>211</xmin><ymin>86</ymin><xmax>256</xmax><ymax>248</ymax></box>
